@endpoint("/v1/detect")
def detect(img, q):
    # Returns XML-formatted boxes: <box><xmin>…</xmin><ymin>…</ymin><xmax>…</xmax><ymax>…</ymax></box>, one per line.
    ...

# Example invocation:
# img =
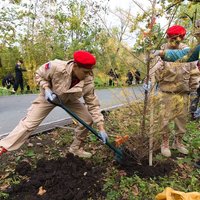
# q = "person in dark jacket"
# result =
<box><xmin>13</xmin><ymin>59</ymin><xmax>27</xmax><ymax>93</ymax></box>
<box><xmin>2</xmin><ymin>73</ymin><xmax>15</xmax><ymax>89</ymax></box>
<box><xmin>108</xmin><ymin>68</ymin><xmax>119</xmax><ymax>86</ymax></box>
<box><xmin>126</xmin><ymin>70</ymin><xmax>133</xmax><ymax>86</ymax></box>
<box><xmin>135</xmin><ymin>69</ymin><xmax>141</xmax><ymax>84</ymax></box>
<box><xmin>108</xmin><ymin>69</ymin><xmax>115</xmax><ymax>86</ymax></box>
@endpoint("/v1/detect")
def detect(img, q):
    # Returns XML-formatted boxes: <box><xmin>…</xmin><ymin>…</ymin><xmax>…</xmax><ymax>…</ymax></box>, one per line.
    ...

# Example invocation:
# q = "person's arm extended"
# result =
<box><xmin>162</xmin><ymin>45</ymin><xmax>200</xmax><ymax>62</ymax></box>
<box><xmin>21</xmin><ymin>68</ymin><xmax>27</xmax><ymax>72</ymax></box>
<box><xmin>163</xmin><ymin>47</ymin><xmax>190</xmax><ymax>61</ymax></box>
<box><xmin>152</xmin><ymin>45</ymin><xmax>200</xmax><ymax>62</ymax></box>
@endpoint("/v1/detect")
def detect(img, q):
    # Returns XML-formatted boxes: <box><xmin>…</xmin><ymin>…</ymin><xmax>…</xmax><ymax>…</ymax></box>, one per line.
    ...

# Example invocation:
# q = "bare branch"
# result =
<box><xmin>131</xmin><ymin>0</ymin><xmax>147</xmax><ymax>13</ymax></box>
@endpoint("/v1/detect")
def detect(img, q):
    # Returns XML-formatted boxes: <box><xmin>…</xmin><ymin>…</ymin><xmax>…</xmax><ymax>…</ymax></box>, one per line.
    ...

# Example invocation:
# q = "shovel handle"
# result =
<box><xmin>48</xmin><ymin>94</ymin><xmax>122</xmax><ymax>157</ymax></box>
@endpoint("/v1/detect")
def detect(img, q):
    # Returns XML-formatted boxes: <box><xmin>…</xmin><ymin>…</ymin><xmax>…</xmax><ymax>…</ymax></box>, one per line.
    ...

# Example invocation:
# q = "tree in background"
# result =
<box><xmin>0</xmin><ymin>0</ymin><xmax>108</xmax><ymax>89</ymax></box>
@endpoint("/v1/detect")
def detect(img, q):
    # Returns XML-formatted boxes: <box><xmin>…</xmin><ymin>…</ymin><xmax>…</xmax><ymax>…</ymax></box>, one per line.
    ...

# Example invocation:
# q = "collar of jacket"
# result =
<box><xmin>63</xmin><ymin>60</ymin><xmax>85</xmax><ymax>94</ymax></box>
<box><xmin>66</xmin><ymin>80</ymin><xmax>84</xmax><ymax>93</ymax></box>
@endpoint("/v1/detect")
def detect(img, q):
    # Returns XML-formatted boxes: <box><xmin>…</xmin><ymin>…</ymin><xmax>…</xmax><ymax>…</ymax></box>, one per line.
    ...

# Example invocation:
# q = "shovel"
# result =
<box><xmin>48</xmin><ymin>93</ymin><xmax>123</xmax><ymax>161</ymax></box>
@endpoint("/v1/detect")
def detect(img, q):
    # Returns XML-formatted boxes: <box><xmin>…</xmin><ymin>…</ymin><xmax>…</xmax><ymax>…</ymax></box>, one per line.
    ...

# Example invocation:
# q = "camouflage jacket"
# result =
<box><xmin>151</xmin><ymin>43</ymin><xmax>200</xmax><ymax>93</ymax></box>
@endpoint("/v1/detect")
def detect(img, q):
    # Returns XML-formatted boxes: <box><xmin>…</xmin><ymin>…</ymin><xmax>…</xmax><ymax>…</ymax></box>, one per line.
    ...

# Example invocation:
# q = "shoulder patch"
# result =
<box><xmin>45</xmin><ymin>62</ymin><xmax>51</xmax><ymax>70</ymax></box>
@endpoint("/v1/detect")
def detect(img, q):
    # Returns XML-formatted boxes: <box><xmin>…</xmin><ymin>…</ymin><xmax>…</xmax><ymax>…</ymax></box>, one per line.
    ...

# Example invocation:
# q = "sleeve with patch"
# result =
<box><xmin>45</xmin><ymin>62</ymin><xmax>51</xmax><ymax>70</ymax></box>
<box><xmin>35</xmin><ymin>61</ymin><xmax>54</xmax><ymax>89</ymax></box>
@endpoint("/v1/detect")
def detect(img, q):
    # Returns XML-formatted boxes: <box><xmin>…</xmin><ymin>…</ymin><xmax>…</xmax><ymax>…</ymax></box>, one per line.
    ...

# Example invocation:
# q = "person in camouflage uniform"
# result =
<box><xmin>150</xmin><ymin>25</ymin><xmax>200</xmax><ymax>157</ymax></box>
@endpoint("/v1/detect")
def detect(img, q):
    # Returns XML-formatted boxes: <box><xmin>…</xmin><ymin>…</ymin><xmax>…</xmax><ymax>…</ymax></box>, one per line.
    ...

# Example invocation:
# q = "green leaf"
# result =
<box><xmin>25</xmin><ymin>149</ymin><xmax>35</xmax><ymax>157</ymax></box>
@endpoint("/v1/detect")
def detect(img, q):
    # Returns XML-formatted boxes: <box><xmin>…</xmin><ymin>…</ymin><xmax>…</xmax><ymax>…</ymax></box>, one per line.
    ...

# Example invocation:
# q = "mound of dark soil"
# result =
<box><xmin>8</xmin><ymin>153</ymin><xmax>106</xmax><ymax>200</ymax></box>
<box><xmin>116</xmin><ymin>149</ymin><xmax>176</xmax><ymax>178</ymax></box>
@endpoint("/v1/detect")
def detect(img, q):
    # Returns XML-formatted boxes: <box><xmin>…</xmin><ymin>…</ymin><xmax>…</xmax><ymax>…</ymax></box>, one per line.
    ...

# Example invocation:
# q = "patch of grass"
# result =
<box><xmin>56</xmin><ymin>130</ymin><xmax>74</xmax><ymax>147</ymax></box>
<box><xmin>103</xmin><ymin>167</ymin><xmax>200</xmax><ymax>200</ymax></box>
<box><xmin>0</xmin><ymin>192</ymin><xmax>9</xmax><ymax>200</ymax></box>
<box><xmin>186</xmin><ymin>121</ymin><xmax>200</xmax><ymax>152</ymax></box>
<box><xmin>0</xmin><ymin>87</ymin><xmax>13</xmax><ymax>96</ymax></box>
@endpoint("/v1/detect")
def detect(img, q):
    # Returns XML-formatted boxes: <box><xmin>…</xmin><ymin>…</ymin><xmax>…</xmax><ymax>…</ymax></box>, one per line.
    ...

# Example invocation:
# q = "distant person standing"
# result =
<box><xmin>126</xmin><ymin>70</ymin><xmax>133</xmax><ymax>86</ymax></box>
<box><xmin>135</xmin><ymin>69</ymin><xmax>141</xmax><ymax>84</ymax></box>
<box><xmin>107</xmin><ymin>68</ymin><xmax>119</xmax><ymax>86</ymax></box>
<box><xmin>108</xmin><ymin>69</ymin><xmax>115</xmax><ymax>86</ymax></box>
<box><xmin>113</xmin><ymin>68</ymin><xmax>119</xmax><ymax>86</ymax></box>
<box><xmin>13</xmin><ymin>59</ymin><xmax>27</xmax><ymax>93</ymax></box>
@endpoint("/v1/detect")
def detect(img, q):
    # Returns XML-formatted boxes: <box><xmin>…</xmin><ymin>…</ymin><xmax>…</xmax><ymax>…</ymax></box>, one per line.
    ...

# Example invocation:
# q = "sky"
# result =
<box><xmin>105</xmin><ymin>0</ymin><xmax>159</xmax><ymax>46</ymax></box>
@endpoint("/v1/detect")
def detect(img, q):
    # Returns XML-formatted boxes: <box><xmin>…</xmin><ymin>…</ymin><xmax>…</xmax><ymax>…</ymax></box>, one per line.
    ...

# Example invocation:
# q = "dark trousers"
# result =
<box><xmin>14</xmin><ymin>79</ymin><xmax>24</xmax><ymax>92</ymax></box>
<box><xmin>135</xmin><ymin>78</ymin><xmax>140</xmax><ymax>84</ymax></box>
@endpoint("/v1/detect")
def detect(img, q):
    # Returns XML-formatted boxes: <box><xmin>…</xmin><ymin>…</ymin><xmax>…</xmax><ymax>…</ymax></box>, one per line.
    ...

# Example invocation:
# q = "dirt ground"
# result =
<box><xmin>3</xmin><ymin>153</ymin><xmax>175</xmax><ymax>200</ymax></box>
<box><xmin>117</xmin><ymin>155</ymin><xmax>175</xmax><ymax>178</ymax></box>
<box><xmin>7</xmin><ymin>154</ymin><xmax>106</xmax><ymax>200</ymax></box>
<box><xmin>0</xmin><ymin>127</ymin><xmax>178</xmax><ymax>200</ymax></box>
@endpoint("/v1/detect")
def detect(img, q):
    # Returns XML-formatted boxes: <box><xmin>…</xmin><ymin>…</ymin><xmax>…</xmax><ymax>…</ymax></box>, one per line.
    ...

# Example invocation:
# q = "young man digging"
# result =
<box><xmin>0</xmin><ymin>50</ymin><xmax>108</xmax><ymax>158</ymax></box>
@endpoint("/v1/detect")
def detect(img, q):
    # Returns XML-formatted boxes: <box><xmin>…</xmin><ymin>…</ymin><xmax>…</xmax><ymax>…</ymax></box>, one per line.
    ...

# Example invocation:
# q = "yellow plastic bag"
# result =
<box><xmin>155</xmin><ymin>187</ymin><xmax>200</xmax><ymax>200</ymax></box>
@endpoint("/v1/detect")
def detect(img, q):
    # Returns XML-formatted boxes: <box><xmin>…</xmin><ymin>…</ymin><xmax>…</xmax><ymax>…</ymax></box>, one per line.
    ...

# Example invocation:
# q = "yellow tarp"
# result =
<box><xmin>156</xmin><ymin>187</ymin><xmax>200</xmax><ymax>200</ymax></box>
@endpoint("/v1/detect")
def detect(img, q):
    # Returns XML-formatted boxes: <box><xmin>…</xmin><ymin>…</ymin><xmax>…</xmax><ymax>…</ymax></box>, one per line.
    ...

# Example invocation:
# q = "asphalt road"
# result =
<box><xmin>0</xmin><ymin>86</ymin><xmax>143</xmax><ymax>137</ymax></box>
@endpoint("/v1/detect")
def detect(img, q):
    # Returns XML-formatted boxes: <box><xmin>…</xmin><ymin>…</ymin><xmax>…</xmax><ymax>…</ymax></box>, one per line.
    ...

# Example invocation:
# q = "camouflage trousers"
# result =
<box><xmin>159</xmin><ymin>92</ymin><xmax>189</xmax><ymax>138</ymax></box>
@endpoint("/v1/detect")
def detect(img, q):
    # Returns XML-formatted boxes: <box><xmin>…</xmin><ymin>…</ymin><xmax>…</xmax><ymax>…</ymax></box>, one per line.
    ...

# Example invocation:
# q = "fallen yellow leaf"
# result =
<box><xmin>132</xmin><ymin>185</ymin><xmax>139</xmax><ymax>196</ymax></box>
<box><xmin>37</xmin><ymin>186</ymin><xmax>46</xmax><ymax>196</ymax></box>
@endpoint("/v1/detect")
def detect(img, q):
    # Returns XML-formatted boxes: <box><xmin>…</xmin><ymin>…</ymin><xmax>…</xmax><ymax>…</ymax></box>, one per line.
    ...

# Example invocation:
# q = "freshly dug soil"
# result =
<box><xmin>116</xmin><ymin>148</ymin><xmax>176</xmax><ymax>178</ymax></box>
<box><xmin>7</xmin><ymin>153</ymin><xmax>106</xmax><ymax>200</ymax></box>
<box><xmin>117</xmin><ymin>159</ymin><xmax>175</xmax><ymax>178</ymax></box>
<box><xmin>5</xmin><ymin>150</ymin><xmax>176</xmax><ymax>200</ymax></box>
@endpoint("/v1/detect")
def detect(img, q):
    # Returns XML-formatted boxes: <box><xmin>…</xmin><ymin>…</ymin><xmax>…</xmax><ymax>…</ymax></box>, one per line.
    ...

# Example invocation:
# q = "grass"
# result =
<box><xmin>0</xmin><ymin>87</ymin><xmax>13</xmax><ymax>96</ymax></box>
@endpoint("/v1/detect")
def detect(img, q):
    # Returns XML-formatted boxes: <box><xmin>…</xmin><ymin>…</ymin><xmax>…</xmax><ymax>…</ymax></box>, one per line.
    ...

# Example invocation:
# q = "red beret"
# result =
<box><xmin>166</xmin><ymin>25</ymin><xmax>186</xmax><ymax>38</ymax></box>
<box><xmin>73</xmin><ymin>50</ymin><xmax>96</xmax><ymax>69</ymax></box>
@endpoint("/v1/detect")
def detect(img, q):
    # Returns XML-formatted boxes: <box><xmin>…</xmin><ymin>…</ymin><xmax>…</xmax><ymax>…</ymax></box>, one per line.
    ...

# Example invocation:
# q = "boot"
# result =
<box><xmin>161</xmin><ymin>134</ymin><xmax>171</xmax><ymax>157</ymax></box>
<box><xmin>172</xmin><ymin>136</ymin><xmax>188</xmax><ymax>155</ymax></box>
<box><xmin>69</xmin><ymin>147</ymin><xmax>92</xmax><ymax>158</ymax></box>
<box><xmin>69</xmin><ymin>138</ymin><xmax>92</xmax><ymax>158</ymax></box>
<box><xmin>0</xmin><ymin>146</ymin><xmax>7</xmax><ymax>156</ymax></box>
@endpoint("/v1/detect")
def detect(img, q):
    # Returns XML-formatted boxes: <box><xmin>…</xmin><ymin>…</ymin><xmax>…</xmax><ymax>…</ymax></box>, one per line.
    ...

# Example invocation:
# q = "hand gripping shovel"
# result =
<box><xmin>48</xmin><ymin>93</ymin><xmax>123</xmax><ymax>162</ymax></box>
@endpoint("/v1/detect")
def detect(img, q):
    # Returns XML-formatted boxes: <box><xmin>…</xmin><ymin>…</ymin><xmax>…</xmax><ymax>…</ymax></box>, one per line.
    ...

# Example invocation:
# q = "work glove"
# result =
<box><xmin>45</xmin><ymin>88</ymin><xmax>56</xmax><ymax>101</ymax></box>
<box><xmin>143</xmin><ymin>81</ymin><xmax>152</xmax><ymax>92</ymax></box>
<box><xmin>98</xmin><ymin>131</ymin><xmax>108</xmax><ymax>144</ymax></box>
<box><xmin>151</xmin><ymin>50</ymin><xmax>161</xmax><ymax>56</ymax></box>
<box><xmin>190</xmin><ymin>92</ymin><xmax>199</xmax><ymax>113</ymax></box>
